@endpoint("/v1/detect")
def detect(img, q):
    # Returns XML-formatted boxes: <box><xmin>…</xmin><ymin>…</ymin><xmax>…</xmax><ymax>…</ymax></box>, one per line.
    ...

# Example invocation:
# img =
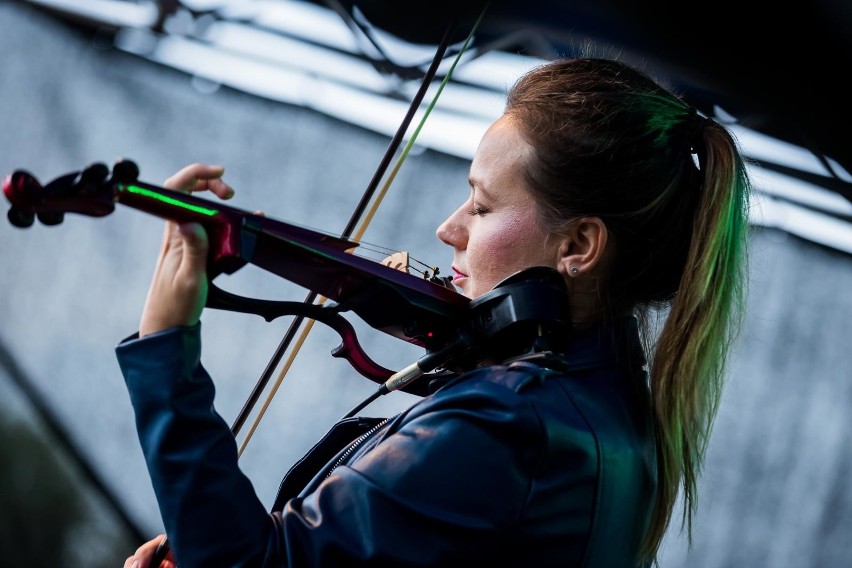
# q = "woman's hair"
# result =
<box><xmin>505</xmin><ymin>57</ymin><xmax>751</xmax><ymax>562</ymax></box>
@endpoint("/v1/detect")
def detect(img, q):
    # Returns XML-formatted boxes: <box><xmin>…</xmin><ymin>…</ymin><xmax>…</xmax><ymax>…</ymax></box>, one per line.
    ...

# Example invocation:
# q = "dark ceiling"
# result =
<box><xmin>328</xmin><ymin>0</ymin><xmax>851</xmax><ymax>203</ymax></box>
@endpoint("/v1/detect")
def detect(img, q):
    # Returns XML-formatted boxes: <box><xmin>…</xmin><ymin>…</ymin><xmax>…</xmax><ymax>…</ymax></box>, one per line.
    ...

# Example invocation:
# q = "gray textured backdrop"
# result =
<box><xmin>1</xmin><ymin>3</ymin><xmax>851</xmax><ymax>567</ymax></box>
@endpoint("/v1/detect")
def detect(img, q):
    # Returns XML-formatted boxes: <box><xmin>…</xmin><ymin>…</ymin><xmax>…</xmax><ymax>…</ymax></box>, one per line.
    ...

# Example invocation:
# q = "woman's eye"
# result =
<box><xmin>467</xmin><ymin>206</ymin><xmax>489</xmax><ymax>216</ymax></box>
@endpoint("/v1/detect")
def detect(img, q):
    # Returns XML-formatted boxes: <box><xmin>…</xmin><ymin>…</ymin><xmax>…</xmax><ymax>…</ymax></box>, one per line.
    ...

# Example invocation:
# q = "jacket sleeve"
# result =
<box><xmin>116</xmin><ymin>324</ymin><xmax>273</xmax><ymax>567</ymax></box>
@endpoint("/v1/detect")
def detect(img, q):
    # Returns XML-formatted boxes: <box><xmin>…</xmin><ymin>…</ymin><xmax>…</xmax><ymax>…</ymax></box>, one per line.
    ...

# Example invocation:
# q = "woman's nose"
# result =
<box><xmin>436</xmin><ymin>205</ymin><xmax>467</xmax><ymax>248</ymax></box>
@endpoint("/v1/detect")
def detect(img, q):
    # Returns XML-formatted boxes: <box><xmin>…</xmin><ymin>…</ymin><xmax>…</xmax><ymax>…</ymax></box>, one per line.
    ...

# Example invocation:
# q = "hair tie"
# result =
<box><xmin>686</xmin><ymin>107</ymin><xmax>711</xmax><ymax>156</ymax></box>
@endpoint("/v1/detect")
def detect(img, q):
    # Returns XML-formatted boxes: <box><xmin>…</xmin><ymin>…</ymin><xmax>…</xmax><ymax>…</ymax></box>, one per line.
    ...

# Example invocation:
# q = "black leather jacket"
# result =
<box><xmin>116</xmin><ymin>317</ymin><xmax>656</xmax><ymax>567</ymax></box>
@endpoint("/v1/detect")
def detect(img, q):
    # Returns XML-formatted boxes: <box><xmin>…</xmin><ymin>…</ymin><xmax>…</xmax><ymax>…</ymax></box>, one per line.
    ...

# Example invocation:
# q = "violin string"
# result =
<box><xmin>245</xmin><ymin>222</ymin><xmax>445</xmax><ymax>279</ymax></box>
<box><xmin>236</xmin><ymin>11</ymin><xmax>484</xmax><ymax>455</ymax></box>
<box><xmin>350</xmin><ymin>241</ymin><xmax>441</xmax><ymax>278</ymax></box>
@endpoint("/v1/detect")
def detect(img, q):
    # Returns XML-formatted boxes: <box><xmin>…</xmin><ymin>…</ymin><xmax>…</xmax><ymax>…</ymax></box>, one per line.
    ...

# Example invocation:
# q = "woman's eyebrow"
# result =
<box><xmin>468</xmin><ymin>175</ymin><xmax>492</xmax><ymax>199</ymax></box>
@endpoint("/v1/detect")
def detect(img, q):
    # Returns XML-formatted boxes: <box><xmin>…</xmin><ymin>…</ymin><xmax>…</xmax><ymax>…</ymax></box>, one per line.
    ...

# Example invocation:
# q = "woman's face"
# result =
<box><xmin>436</xmin><ymin>115</ymin><xmax>564</xmax><ymax>299</ymax></box>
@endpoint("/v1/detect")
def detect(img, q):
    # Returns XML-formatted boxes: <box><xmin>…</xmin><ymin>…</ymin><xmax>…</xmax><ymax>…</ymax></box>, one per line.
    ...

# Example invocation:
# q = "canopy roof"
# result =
<box><xmin>333</xmin><ymin>0</ymin><xmax>851</xmax><ymax>201</ymax></box>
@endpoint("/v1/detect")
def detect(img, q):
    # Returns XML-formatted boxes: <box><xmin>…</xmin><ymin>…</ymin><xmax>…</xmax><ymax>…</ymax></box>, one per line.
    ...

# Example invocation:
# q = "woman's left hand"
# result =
<box><xmin>138</xmin><ymin>163</ymin><xmax>234</xmax><ymax>337</ymax></box>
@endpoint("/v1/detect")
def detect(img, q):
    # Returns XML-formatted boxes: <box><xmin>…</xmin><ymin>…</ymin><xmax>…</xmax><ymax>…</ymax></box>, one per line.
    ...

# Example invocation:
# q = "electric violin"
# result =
<box><xmin>3</xmin><ymin>159</ymin><xmax>572</xmax><ymax>398</ymax></box>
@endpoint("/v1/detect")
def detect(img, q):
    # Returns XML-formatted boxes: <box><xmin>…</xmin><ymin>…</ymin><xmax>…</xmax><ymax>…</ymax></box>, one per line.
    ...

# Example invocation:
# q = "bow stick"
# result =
<box><xmin>232</xmin><ymin>6</ymin><xmax>487</xmax><ymax>452</ymax></box>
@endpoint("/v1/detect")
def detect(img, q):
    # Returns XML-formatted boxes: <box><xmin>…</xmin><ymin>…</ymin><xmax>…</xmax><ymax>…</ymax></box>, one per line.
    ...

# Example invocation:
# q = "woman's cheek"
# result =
<box><xmin>470</xmin><ymin>225</ymin><xmax>523</xmax><ymax>291</ymax></box>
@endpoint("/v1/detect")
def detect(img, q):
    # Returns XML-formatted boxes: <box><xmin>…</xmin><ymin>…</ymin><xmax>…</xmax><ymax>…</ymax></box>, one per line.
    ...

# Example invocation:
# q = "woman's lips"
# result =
<box><xmin>452</xmin><ymin>266</ymin><xmax>468</xmax><ymax>282</ymax></box>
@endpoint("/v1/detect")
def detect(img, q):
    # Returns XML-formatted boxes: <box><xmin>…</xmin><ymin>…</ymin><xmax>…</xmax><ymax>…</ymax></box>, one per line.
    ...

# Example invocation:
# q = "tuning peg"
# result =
<box><xmin>36</xmin><ymin>211</ymin><xmax>64</xmax><ymax>226</ymax></box>
<box><xmin>111</xmin><ymin>159</ymin><xmax>139</xmax><ymax>184</ymax></box>
<box><xmin>74</xmin><ymin>163</ymin><xmax>110</xmax><ymax>191</ymax></box>
<box><xmin>7</xmin><ymin>207</ymin><xmax>34</xmax><ymax>228</ymax></box>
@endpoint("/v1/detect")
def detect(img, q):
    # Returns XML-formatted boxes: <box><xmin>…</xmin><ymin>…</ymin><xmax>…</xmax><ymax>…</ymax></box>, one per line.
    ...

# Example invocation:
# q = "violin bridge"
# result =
<box><xmin>381</xmin><ymin>251</ymin><xmax>454</xmax><ymax>289</ymax></box>
<box><xmin>381</xmin><ymin>251</ymin><xmax>411</xmax><ymax>274</ymax></box>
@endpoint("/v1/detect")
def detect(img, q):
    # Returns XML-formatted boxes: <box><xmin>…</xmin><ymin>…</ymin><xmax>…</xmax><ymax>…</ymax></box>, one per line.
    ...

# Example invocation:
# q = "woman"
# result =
<box><xmin>120</xmin><ymin>57</ymin><xmax>750</xmax><ymax>567</ymax></box>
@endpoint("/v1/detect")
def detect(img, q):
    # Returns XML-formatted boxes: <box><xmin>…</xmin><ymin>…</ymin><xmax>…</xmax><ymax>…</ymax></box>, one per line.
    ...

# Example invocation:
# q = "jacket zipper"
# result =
<box><xmin>325</xmin><ymin>413</ymin><xmax>397</xmax><ymax>478</ymax></box>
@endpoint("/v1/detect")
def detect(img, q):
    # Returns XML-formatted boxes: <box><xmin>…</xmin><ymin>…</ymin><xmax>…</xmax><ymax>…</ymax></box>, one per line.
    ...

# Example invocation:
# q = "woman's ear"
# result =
<box><xmin>555</xmin><ymin>216</ymin><xmax>608</xmax><ymax>278</ymax></box>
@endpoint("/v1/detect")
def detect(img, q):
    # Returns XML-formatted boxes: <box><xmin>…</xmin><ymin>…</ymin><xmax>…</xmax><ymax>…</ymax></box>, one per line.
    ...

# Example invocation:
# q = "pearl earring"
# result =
<box><xmin>570</xmin><ymin>266</ymin><xmax>579</xmax><ymax>275</ymax></box>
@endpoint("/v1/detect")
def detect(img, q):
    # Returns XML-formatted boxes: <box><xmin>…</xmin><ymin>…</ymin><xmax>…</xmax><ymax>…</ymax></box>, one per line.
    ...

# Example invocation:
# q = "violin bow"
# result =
<box><xmin>230</xmin><ymin>5</ymin><xmax>489</xmax><ymax>453</ymax></box>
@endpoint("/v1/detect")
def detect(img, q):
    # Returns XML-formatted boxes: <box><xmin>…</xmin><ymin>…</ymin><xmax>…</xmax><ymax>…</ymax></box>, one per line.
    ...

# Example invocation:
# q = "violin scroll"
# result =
<box><xmin>2</xmin><ymin>160</ymin><xmax>142</xmax><ymax>228</ymax></box>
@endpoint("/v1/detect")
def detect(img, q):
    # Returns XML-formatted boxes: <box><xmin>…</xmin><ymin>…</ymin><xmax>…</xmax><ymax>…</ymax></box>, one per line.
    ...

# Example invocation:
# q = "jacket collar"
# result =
<box><xmin>504</xmin><ymin>316</ymin><xmax>646</xmax><ymax>374</ymax></box>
